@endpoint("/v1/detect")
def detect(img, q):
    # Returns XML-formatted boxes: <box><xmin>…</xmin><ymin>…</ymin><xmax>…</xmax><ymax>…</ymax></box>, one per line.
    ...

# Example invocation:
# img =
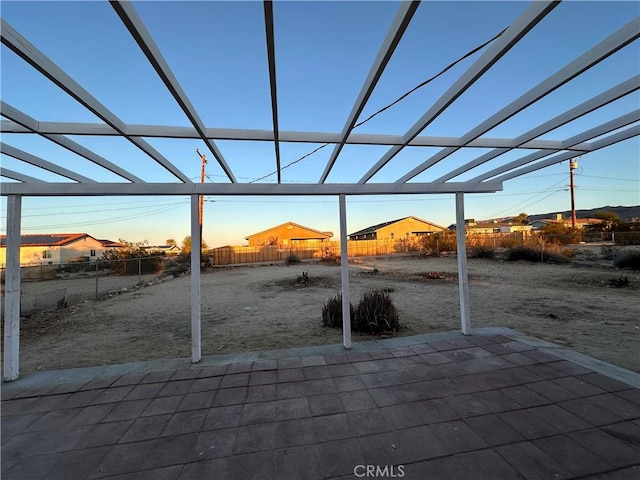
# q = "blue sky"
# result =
<box><xmin>1</xmin><ymin>1</ymin><xmax>638</xmax><ymax>247</ymax></box>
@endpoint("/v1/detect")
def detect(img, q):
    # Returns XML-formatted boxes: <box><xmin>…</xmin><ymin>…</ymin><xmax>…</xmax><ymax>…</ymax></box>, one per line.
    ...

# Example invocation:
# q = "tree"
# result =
<box><xmin>513</xmin><ymin>212</ymin><xmax>529</xmax><ymax>224</ymax></box>
<box><xmin>166</xmin><ymin>238</ymin><xmax>177</xmax><ymax>246</ymax></box>
<box><xmin>593</xmin><ymin>210</ymin><xmax>621</xmax><ymax>224</ymax></box>
<box><xmin>101</xmin><ymin>239</ymin><xmax>162</xmax><ymax>274</ymax></box>
<box><xmin>181</xmin><ymin>235</ymin><xmax>208</xmax><ymax>255</ymax></box>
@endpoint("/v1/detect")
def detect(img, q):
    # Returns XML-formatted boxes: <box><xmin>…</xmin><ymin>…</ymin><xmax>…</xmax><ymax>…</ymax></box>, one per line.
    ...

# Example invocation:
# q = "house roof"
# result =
<box><xmin>0</xmin><ymin>233</ymin><xmax>121</xmax><ymax>248</ymax></box>
<box><xmin>469</xmin><ymin>222</ymin><xmax>530</xmax><ymax>229</ymax></box>
<box><xmin>245</xmin><ymin>222</ymin><xmax>334</xmax><ymax>240</ymax></box>
<box><xmin>349</xmin><ymin>216</ymin><xmax>446</xmax><ymax>237</ymax></box>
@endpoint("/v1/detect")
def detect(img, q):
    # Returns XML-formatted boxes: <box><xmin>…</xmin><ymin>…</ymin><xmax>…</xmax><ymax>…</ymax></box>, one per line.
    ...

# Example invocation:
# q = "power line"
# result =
<box><xmin>249</xmin><ymin>25</ymin><xmax>507</xmax><ymax>183</ymax></box>
<box><xmin>18</xmin><ymin>201</ymin><xmax>190</xmax><ymax>231</ymax></box>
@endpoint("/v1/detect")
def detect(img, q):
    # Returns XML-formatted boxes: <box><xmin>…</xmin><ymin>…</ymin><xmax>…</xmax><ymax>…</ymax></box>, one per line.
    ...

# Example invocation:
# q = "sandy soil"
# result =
<box><xmin>16</xmin><ymin>253</ymin><xmax>640</xmax><ymax>374</ymax></box>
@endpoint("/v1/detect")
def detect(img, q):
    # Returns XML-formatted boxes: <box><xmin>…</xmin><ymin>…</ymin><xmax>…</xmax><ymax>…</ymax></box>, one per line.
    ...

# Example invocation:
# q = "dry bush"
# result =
<box><xmin>353</xmin><ymin>289</ymin><xmax>400</xmax><ymax>334</ymax></box>
<box><xmin>616</xmin><ymin>252</ymin><xmax>640</xmax><ymax>270</ymax></box>
<box><xmin>321</xmin><ymin>294</ymin><xmax>355</xmax><ymax>328</ymax></box>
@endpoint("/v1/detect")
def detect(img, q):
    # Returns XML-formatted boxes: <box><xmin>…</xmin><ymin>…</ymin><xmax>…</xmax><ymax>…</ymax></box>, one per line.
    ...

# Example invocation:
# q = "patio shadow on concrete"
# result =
<box><xmin>2</xmin><ymin>327</ymin><xmax>639</xmax><ymax>479</ymax></box>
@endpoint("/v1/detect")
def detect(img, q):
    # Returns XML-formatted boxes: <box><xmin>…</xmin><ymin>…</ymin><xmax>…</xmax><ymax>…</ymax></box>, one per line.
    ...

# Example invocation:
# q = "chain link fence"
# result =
<box><xmin>1</xmin><ymin>256</ymin><xmax>180</xmax><ymax>316</ymax></box>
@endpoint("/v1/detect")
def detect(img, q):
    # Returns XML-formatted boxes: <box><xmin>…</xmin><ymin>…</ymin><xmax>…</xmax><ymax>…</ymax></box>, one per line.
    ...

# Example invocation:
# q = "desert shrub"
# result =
<box><xmin>353</xmin><ymin>289</ymin><xmax>400</xmax><ymax>334</ymax></box>
<box><xmin>504</xmin><ymin>246</ymin><xmax>541</xmax><ymax>262</ymax></box>
<box><xmin>606</xmin><ymin>276</ymin><xmax>630</xmax><ymax>287</ymax></box>
<box><xmin>615</xmin><ymin>252</ymin><xmax>640</xmax><ymax>270</ymax></box>
<box><xmin>560</xmin><ymin>247</ymin><xmax>576</xmax><ymax>258</ymax></box>
<box><xmin>419</xmin><ymin>232</ymin><xmax>457</xmax><ymax>256</ymax></box>
<box><xmin>322</xmin><ymin>294</ymin><xmax>355</xmax><ymax>329</ymax></box>
<box><xmin>468</xmin><ymin>246</ymin><xmax>496</xmax><ymax>259</ymax></box>
<box><xmin>285</xmin><ymin>254</ymin><xmax>301</xmax><ymax>265</ymax></box>
<box><xmin>504</xmin><ymin>246</ymin><xmax>570</xmax><ymax>264</ymax></box>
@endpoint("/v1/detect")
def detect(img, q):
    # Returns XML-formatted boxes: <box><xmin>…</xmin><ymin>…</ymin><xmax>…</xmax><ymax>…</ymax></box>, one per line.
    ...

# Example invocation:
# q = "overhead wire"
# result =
<box><xmin>249</xmin><ymin>25</ymin><xmax>508</xmax><ymax>183</ymax></box>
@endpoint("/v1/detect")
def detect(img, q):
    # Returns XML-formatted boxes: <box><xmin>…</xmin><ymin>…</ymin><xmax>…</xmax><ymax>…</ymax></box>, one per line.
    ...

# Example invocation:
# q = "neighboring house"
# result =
<box><xmin>530</xmin><ymin>214</ymin><xmax>603</xmax><ymax>230</ymax></box>
<box><xmin>145</xmin><ymin>245</ymin><xmax>181</xmax><ymax>255</ymax></box>
<box><xmin>0</xmin><ymin>233</ymin><xmax>121</xmax><ymax>266</ymax></box>
<box><xmin>460</xmin><ymin>219</ymin><xmax>532</xmax><ymax>234</ymax></box>
<box><xmin>349</xmin><ymin>216</ymin><xmax>446</xmax><ymax>241</ymax></box>
<box><xmin>245</xmin><ymin>222</ymin><xmax>333</xmax><ymax>247</ymax></box>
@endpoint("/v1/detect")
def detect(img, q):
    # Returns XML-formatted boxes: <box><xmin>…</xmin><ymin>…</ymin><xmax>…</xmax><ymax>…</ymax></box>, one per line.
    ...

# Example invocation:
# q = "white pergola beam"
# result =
<box><xmin>455</xmin><ymin>192</ymin><xmax>471</xmax><ymax>335</ymax></box>
<box><xmin>358</xmin><ymin>0</ymin><xmax>559</xmax><ymax>183</ymax></box>
<box><xmin>110</xmin><ymin>1</ymin><xmax>236</xmax><ymax>183</ymax></box>
<box><xmin>433</xmin><ymin>75</ymin><xmax>640</xmax><ymax>182</ymax></box>
<box><xmin>319</xmin><ymin>0</ymin><xmax>419</xmax><ymax>183</ymax></box>
<box><xmin>0</xmin><ymin>120</ymin><xmax>595</xmax><ymax>151</ymax></box>
<box><xmin>399</xmin><ymin>20</ymin><xmax>640</xmax><ymax>183</ymax></box>
<box><xmin>0</xmin><ymin>102</ymin><xmax>144</xmax><ymax>183</ymax></box>
<box><xmin>1</xmin><ymin>143</ymin><xmax>96</xmax><ymax>183</ymax></box>
<box><xmin>339</xmin><ymin>194</ymin><xmax>352</xmax><ymax>348</ymax></box>
<box><xmin>190</xmin><ymin>194</ymin><xmax>202</xmax><ymax>363</ymax></box>
<box><xmin>263</xmin><ymin>0</ymin><xmax>282</xmax><ymax>183</ymax></box>
<box><xmin>0</xmin><ymin>168</ymin><xmax>45</xmax><ymax>183</ymax></box>
<box><xmin>493</xmin><ymin>124</ymin><xmax>640</xmax><ymax>183</ymax></box>
<box><xmin>3</xmin><ymin>195</ymin><xmax>22</xmax><ymax>381</ymax></box>
<box><xmin>0</xmin><ymin>19</ymin><xmax>192</xmax><ymax>184</ymax></box>
<box><xmin>470</xmin><ymin>110</ymin><xmax>640</xmax><ymax>182</ymax></box>
<box><xmin>0</xmin><ymin>181</ymin><xmax>502</xmax><ymax>197</ymax></box>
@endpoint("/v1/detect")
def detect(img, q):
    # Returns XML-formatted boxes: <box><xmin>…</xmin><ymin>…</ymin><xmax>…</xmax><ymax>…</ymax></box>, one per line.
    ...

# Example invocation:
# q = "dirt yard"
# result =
<box><xmin>15</xmin><ymin>252</ymin><xmax>640</xmax><ymax>374</ymax></box>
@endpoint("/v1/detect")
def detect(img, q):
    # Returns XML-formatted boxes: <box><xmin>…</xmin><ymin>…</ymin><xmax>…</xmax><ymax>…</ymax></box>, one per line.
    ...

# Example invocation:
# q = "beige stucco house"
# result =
<box><xmin>349</xmin><ymin>216</ymin><xmax>446</xmax><ymax>241</ymax></box>
<box><xmin>245</xmin><ymin>222</ymin><xmax>333</xmax><ymax>247</ymax></box>
<box><xmin>0</xmin><ymin>233</ymin><xmax>121</xmax><ymax>267</ymax></box>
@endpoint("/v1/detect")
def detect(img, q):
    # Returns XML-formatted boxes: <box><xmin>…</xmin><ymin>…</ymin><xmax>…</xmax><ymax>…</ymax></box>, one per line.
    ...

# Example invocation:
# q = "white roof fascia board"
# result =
<box><xmin>0</xmin><ymin>121</ymin><xmax>593</xmax><ymax>151</ymax></box>
<box><xmin>469</xmin><ymin>110</ymin><xmax>640</xmax><ymax>182</ymax></box>
<box><xmin>357</xmin><ymin>0</ymin><xmax>559</xmax><ymax>184</ymax></box>
<box><xmin>263</xmin><ymin>0</ymin><xmax>282</xmax><ymax>183</ymax></box>
<box><xmin>493</xmin><ymin>125</ymin><xmax>640</xmax><ymax>183</ymax></box>
<box><xmin>319</xmin><ymin>0</ymin><xmax>419</xmax><ymax>183</ymax></box>
<box><xmin>0</xmin><ymin>19</ymin><xmax>192</xmax><ymax>184</ymax></box>
<box><xmin>0</xmin><ymin>102</ymin><xmax>144</xmax><ymax>183</ymax></box>
<box><xmin>398</xmin><ymin>20</ymin><xmax>640</xmax><ymax>183</ymax></box>
<box><xmin>0</xmin><ymin>168</ymin><xmax>46</xmax><ymax>183</ymax></box>
<box><xmin>433</xmin><ymin>75</ymin><xmax>640</xmax><ymax>182</ymax></box>
<box><xmin>0</xmin><ymin>181</ymin><xmax>502</xmax><ymax>196</ymax></box>
<box><xmin>110</xmin><ymin>1</ymin><xmax>236</xmax><ymax>183</ymax></box>
<box><xmin>0</xmin><ymin>143</ymin><xmax>96</xmax><ymax>183</ymax></box>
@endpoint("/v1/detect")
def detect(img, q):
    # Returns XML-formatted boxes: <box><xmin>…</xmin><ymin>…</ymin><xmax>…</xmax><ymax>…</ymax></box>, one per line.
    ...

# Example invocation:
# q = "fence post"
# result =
<box><xmin>95</xmin><ymin>261</ymin><xmax>99</xmax><ymax>300</ymax></box>
<box><xmin>612</xmin><ymin>233</ymin><xmax>616</xmax><ymax>268</ymax></box>
<box><xmin>540</xmin><ymin>240</ymin><xmax>544</xmax><ymax>263</ymax></box>
<box><xmin>138</xmin><ymin>258</ymin><xmax>142</xmax><ymax>284</ymax></box>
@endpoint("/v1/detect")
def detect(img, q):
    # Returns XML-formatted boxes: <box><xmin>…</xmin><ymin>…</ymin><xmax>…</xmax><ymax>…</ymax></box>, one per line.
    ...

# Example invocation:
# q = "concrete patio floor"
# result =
<box><xmin>2</xmin><ymin>327</ymin><xmax>639</xmax><ymax>480</ymax></box>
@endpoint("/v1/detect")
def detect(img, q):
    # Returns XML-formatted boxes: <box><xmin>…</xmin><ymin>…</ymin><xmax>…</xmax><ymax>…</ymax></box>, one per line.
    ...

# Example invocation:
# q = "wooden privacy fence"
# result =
<box><xmin>210</xmin><ymin>240</ymin><xmax>399</xmax><ymax>265</ymax></box>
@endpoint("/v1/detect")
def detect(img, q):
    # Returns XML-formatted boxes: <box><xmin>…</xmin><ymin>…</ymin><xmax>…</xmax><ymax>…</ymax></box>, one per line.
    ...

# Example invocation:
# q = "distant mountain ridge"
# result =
<box><xmin>526</xmin><ymin>205</ymin><xmax>640</xmax><ymax>222</ymax></box>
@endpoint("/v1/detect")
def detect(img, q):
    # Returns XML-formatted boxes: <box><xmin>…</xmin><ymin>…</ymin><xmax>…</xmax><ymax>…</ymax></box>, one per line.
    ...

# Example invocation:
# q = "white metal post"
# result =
<box><xmin>339</xmin><ymin>194</ymin><xmax>352</xmax><ymax>349</ymax></box>
<box><xmin>190</xmin><ymin>194</ymin><xmax>202</xmax><ymax>363</ymax></box>
<box><xmin>3</xmin><ymin>194</ymin><xmax>22</xmax><ymax>380</ymax></box>
<box><xmin>455</xmin><ymin>192</ymin><xmax>471</xmax><ymax>335</ymax></box>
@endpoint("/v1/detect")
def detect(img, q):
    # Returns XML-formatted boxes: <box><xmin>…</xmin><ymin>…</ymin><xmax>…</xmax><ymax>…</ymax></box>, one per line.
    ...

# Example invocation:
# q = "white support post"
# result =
<box><xmin>3</xmin><ymin>195</ymin><xmax>22</xmax><ymax>380</ymax></box>
<box><xmin>339</xmin><ymin>194</ymin><xmax>352</xmax><ymax>349</ymax></box>
<box><xmin>190</xmin><ymin>194</ymin><xmax>202</xmax><ymax>363</ymax></box>
<box><xmin>455</xmin><ymin>192</ymin><xmax>471</xmax><ymax>335</ymax></box>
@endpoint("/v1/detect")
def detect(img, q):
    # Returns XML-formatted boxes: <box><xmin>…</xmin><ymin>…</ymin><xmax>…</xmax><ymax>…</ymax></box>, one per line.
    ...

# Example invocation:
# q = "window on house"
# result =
<box><xmin>406</xmin><ymin>232</ymin><xmax>410</xmax><ymax>237</ymax></box>
<box><xmin>90</xmin><ymin>249</ymin><xmax>96</xmax><ymax>256</ymax></box>
<box><xmin>390</xmin><ymin>233</ymin><xmax>394</xmax><ymax>239</ymax></box>
<box><xmin>42</xmin><ymin>250</ymin><xmax>52</xmax><ymax>258</ymax></box>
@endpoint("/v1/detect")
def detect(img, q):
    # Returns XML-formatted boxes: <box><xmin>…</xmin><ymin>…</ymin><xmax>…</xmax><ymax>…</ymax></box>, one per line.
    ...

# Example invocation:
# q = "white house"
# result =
<box><xmin>0</xmin><ymin>233</ymin><xmax>122</xmax><ymax>267</ymax></box>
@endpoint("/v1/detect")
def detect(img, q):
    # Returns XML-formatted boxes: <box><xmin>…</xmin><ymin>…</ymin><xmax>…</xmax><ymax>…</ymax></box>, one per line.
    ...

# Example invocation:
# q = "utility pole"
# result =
<box><xmin>569</xmin><ymin>159</ymin><xmax>578</xmax><ymax>228</ymax></box>
<box><xmin>196</xmin><ymin>149</ymin><xmax>207</xmax><ymax>251</ymax></box>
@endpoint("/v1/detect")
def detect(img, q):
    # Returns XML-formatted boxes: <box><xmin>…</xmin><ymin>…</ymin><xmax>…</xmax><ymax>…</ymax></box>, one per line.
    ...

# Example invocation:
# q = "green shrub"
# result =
<box><xmin>354</xmin><ymin>289</ymin><xmax>400</xmax><ymax>334</ymax></box>
<box><xmin>615</xmin><ymin>252</ymin><xmax>640</xmax><ymax>270</ymax></box>
<box><xmin>322</xmin><ymin>294</ymin><xmax>355</xmax><ymax>329</ymax></box>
